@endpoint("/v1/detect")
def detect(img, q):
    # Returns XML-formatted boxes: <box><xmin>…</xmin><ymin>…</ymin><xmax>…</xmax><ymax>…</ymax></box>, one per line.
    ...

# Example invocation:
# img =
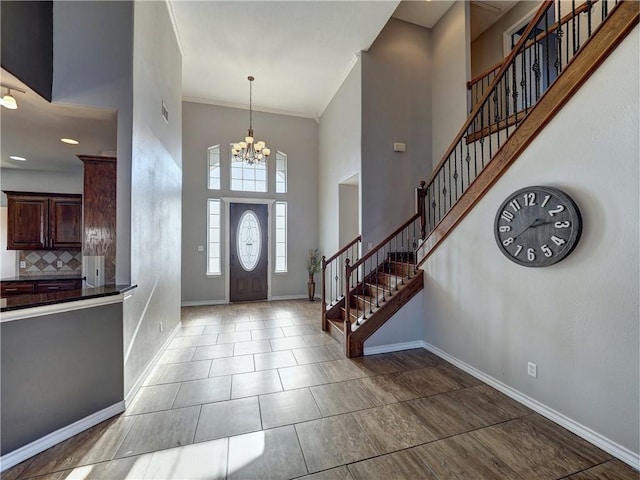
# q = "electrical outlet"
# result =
<box><xmin>527</xmin><ymin>362</ymin><xmax>537</xmax><ymax>378</ymax></box>
<box><xmin>19</xmin><ymin>261</ymin><xmax>26</xmax><ymax>268</ymax></box>
<box><xmin>159</xmin><ymin>321</ymin><xmax>164</xmax><ymax>333</ymax></box>
<box><xmin>57</xmin><ymin>260</ymin><xmax>63</xmax><ymax>268</ymax></box>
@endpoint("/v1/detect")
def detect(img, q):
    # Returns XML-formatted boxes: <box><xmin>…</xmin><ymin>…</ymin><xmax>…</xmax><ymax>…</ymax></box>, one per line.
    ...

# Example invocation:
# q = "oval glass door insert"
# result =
<box><xmin>237</xmin><ymin>210</ymin><xmax>261</xmax><ymax>271</ymax></box>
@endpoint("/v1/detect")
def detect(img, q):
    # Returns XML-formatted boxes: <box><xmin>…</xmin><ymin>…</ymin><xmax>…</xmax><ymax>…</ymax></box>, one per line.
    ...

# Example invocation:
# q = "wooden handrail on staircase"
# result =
<box><xmin>321</xmin><ymin>235</ymin><xmax>361</xmax><ymax>330</ymax></box>
<box><xmin>416</xmin><ymin>0</ymin><xmax>637</xmax><ymax>267</ymax></box>
<box><xmin>344</xmin><ymin>214</ymin><xmax>422</xmax><ymax>335</ymax></box>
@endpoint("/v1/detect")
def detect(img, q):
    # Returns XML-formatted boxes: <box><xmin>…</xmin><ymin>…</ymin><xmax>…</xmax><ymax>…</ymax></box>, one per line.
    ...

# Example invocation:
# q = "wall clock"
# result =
<box><xmin>494</xmin><ymin>186</ymin><xmax>582</xmax><ymax>267</ymax></box>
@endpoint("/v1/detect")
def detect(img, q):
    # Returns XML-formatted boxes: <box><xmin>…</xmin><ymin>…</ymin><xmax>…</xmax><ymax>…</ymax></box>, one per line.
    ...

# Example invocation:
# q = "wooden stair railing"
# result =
<box><xmin>323</xmin><ymin>214</ymin><xmax>423</xmax><ymax>357</ymax></box>
<box><xmin>321</xmin><ymin>235</ymin><xmax>361</xmax><ymax>331</ymax></box>
<box><xmin>416</xmin><ymin>0</ymin><xmax>637</xmax><ymax>265</ymax></box>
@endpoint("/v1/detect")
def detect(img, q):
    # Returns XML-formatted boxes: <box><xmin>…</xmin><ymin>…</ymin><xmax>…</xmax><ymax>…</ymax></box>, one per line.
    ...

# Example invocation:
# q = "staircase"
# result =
<box><xmin>322</xmin><ymin>0</ymin><xmax>638</xmax><ymax>358</ymax></box>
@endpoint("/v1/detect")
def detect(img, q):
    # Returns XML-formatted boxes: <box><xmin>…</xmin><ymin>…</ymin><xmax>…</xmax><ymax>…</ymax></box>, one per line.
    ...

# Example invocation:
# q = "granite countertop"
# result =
<box><xmin>1</xmin><ymin>275</ymin><xmax>84</xmax><ymax>283</ymax></box>
<box><xmin>0</xmin><ymin>284</ymin><xmax>137</xmax><ymax>312</ymax></box>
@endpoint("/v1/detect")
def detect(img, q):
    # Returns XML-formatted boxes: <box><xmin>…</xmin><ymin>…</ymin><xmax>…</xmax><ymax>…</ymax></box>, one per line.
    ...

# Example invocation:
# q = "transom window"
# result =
<box><xmin>230</xmin><ymin>144</ymin><xmax>267</xmax><ymax>192</ymax></box>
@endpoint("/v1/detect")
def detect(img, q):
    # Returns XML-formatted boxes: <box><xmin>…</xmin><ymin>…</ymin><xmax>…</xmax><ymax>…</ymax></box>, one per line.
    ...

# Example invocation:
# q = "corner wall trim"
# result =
<box><xmin>363</xmin><ymin>340</ymin><xmax>427</xmax><ymax>356</ymax></box>
<box><xmin>422</xmin><ymin>342</ymin><xmax>640</xmax><ymax>470</ymax></box>
<box><xmin>0</xmin><ymin>401</ymin><xmax>125</xmax><ymax>472</ymax></box>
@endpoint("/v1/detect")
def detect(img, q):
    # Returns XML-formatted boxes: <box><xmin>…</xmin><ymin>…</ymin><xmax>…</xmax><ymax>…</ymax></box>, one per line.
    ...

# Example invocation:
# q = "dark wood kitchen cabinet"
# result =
<box><xmin>4</xmin><ymin>192</ymin><xmax>82</xmax><ymax>250</ymax></box>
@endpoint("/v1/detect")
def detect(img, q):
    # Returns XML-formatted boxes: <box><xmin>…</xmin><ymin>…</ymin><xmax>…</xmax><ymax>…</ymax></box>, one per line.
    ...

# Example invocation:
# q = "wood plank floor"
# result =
<box><xmin>3</xmin><ymin>300</ymin><xmax>637</xmax><ymax>480</ymax></box>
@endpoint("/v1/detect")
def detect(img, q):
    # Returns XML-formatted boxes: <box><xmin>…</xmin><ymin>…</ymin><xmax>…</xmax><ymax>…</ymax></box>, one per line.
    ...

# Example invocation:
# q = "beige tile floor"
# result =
<box><xmin>3</xmin><ymin>300</ymin><xmax>638</xmax><ymax>480</ymax></box>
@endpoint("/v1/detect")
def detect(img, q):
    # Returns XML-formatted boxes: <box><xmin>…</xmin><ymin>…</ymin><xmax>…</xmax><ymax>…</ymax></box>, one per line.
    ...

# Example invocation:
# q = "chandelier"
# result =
<box><xmin>232</xmin><ymin>76</ymin><xmax>270</xmax><ymax>165</ymax></box>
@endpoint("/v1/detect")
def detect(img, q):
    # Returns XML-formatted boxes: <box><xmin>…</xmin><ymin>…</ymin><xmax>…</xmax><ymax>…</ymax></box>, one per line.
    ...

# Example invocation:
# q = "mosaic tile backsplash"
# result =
<box><xmin>18</xmin><ymin>250</ymin><xmax>83</xmax><ymax>276</ymax></box>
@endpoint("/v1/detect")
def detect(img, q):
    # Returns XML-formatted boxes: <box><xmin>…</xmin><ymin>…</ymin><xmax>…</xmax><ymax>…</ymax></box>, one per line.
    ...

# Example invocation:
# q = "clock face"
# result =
<box><xmin>494</xmin><ymin>186</ymin><xmax>582</xmax><ymax>267</ymax></box>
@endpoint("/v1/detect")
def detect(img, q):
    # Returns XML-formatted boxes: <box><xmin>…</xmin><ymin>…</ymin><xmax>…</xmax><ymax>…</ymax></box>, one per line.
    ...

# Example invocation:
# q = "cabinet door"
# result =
<box><xmin>49</xmin><ymin>197</ymin><xmax>82</xmax><ymax>250</ymax></box>
<box><xmin>6</xmin><ymin>196</ymin><xmax>47</xmax><ymax>250</ymax></box>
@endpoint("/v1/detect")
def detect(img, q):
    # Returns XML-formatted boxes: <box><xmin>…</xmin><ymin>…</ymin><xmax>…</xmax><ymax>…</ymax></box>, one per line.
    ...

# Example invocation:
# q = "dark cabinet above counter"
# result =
<box><xmin>3</xmin><ymin>191</ymin><xmax>82</xmax><ymax>250</ymax></box>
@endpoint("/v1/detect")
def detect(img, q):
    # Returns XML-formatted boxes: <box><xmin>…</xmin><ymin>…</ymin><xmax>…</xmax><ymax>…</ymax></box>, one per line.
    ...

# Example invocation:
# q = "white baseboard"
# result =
<box><xmin>0</xmin><ymin>402</ymin><xmax>125</xmax><ymax>472</ymax></box>
<box><xmin>181</xmin><ymin>295</ymin><xmax>312</xmax><ymax>306</ymax></box>
<box><xmin>422</xmin><ymin>342</ymin><xmax>640</xmax><ymax>470</ymax></box>
<box><xmin>181</xmin><ymin>299</ymin><xmax>227</xmax><ymax>307</ymax></box>
<box><xmin>363</xmin><ymin>340</ymin><xmax>426</xmax><ymax>355</ymax></box>
<box><xmin>271</xmin><ymin>294</ymin><xmax>310</xmax><ymax>301</ymax></box>
<box><xmin>124</xmin><ymin>322</ymin><xmax>182</xmax><ymax>406</ymax></box>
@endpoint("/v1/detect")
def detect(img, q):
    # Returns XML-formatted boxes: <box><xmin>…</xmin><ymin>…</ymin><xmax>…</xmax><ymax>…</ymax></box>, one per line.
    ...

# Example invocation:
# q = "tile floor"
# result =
<box><xmin>2</xmin><ymin>300</ymin><xmax>638</xmax><ymax>480</ymax></box>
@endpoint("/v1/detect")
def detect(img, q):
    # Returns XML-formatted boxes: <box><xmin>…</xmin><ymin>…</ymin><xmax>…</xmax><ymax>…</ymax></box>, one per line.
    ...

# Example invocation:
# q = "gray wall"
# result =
<box><xmin>318</xmin><ymin>60</ymin><xmax>362</xmax><ymax>257</ymax></box>
<box><xmin>0</xmin><ymin>168</ymin><xmax>83</xmax><ymax>207</ymax></box>
<box><xmin>422</xmin><ymin>28</ymin><xmax>639</xmax><ymax>457</ymax></box>
<box><xmin>52</xmin><ymin>1</ymin><xmax>183</xmax><ymax>397</ymax></box>
<box><xmin>1</xmin><ymin>303</ymin><xmax>124</xmax><ymax>455</ymax></box>
<box><xmin>125</xmin><ymin>1</ymin><xmax>183</xmax><ymax>394</ymax></box>
<box><xmin>471</xmin><ymin>1</ymin><xmax>538</xmax><ymax>77</ymax></box>
<box><xmin>182</xmin><ymin>102</ymin><xmax>318</xmax><ymax>303</ymax></box>
<box><xmin>431</xmin><ymin>1</ymin><xmax>470</xmax><ymax>165</ymax></box>
<box><xmin>361</xmin><ymin>18</ymin><xmax>432</xmax><ymax>248</ymax></box>
<box><xmin>52</xmin><ymin>1</ymin><xmax>133</xmax><ymax>285</ymax></box>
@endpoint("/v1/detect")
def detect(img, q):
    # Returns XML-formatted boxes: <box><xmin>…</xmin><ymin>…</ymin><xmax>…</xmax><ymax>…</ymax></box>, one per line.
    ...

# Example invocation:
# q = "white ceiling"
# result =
<box><xmin>171</xmin><ymin>0</ymin><xmax>456</xmax><ymax>119</ymax></box>
<box><xmin>2</xmin><ymin>0</ymin><xmax>515</xmax><ymax>174</ymax></box>
<box><xmin>0</xmin><ymin>69</ymin><xmax>117</xmax><ymax>173</ymax></box>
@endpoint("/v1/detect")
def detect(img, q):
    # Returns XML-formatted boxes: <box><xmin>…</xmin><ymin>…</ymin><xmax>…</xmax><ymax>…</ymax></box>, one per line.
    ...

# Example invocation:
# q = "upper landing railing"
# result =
<box><xmin>417</xmin><ymin>0</ymin><xmax>623</xmax><ymax>248</ymax></box>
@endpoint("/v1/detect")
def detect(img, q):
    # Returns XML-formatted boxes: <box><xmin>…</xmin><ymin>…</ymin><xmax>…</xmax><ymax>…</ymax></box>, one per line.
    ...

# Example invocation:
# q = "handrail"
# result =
<box><xmin>424</xmin><ymin>0</ymin><xmax>553</xmax><ymax>192</ymax></box>
<box><xmin>323</xmin><ymin>235</ymin><xmax>361</xmax><ymax>265</ymax></box>
<box><xmin>349</xmin><ymin>214</ymin><xmax>420</xmax><ymax>271</ymax></box>
<box><xmin>468</xmin><ymin>0</ymin><xmax>600</xmax><ymax>90</ymax></box>
<box><xmin>417</xmin><ymin>0</ymin><xmax>631</xmax><ymax>269</ymax></box>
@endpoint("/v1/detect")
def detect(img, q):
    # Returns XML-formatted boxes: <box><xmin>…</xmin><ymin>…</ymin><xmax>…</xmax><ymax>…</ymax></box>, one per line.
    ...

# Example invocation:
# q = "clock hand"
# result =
<box><xmin>513</xmin><ymin>218</ymin><xmax>554</xmax><ymax>240</ymax></box>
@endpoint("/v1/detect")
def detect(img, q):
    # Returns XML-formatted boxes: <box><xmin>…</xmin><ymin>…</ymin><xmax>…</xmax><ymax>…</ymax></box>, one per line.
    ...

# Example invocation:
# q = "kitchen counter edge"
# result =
<box><xmin>0</xmin><ymin>284</ymin><xmax>137</xmax><ymax>318</ymax></box>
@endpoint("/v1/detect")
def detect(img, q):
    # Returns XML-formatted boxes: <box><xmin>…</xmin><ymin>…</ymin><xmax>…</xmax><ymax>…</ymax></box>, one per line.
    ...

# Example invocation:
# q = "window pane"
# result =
<box><xmin>208</xmin><ymin>146</ymin><xmax>221</xmax><ymax>190</ymax></box>
<box><xmin>207</xmin><ymin>199</ymin><xmax>221</xmax><ymax>275</ymax></box>
<box><xmin>275</xmin><ymin>151</ymin><xmax>287</xmax><ymax>193</ymax></box>
<box><xmin>275</xmin><ymin>201</ymin><xmax>287</xmax><ymax>273</ymax></box>
<box><xmin>237</xmin><ymin>210</ymin><xmax>261</xmax><ymax>271</ymax></box>
<box><xmin>230</xmin><ymin>145</ymin><xmax>269</xmax><ymax>192</ymax></box>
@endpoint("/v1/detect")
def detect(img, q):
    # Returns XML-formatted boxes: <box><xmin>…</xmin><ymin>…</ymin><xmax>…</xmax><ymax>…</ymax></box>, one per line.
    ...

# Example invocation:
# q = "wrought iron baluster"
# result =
<box><xmin>587</xmin><ymin>0</ymin><xmax>592</xmax><ymax>37</ymax></box>
<box><xmin>556</xmin><ymin>0</ymin><xmax>563</xmax><ymax>76</ymax></box>
<box><xmin>480</xmin><ymin>104</ymin><xmax>485</xmax><ymax>169</ymax></box>
<box><xmin>400</xmin><ymin>229</ymin><xmax>405</xmax><ymax>286</ymax></box>
<box><xmin>453</xmin><ymin>148</ymin><xmax>458</xmax><ymax>201</ymax></box>
<box><xmin>521</xmin><ymin>40</ymin><xmax>528</xmax><ymax>114</ymax></box>
<box><xmin>577</xmin><ymin>0</ymin><xmax>581</xmax><ymax>52</ymax></box>
<box><xmin>572</xmin><ymin>0</ymin><xmax>577</xmax><ymax>54</ymax></box>
<box><xmin>545</xmin><ymin>9</ymin><xmax>550</xmax><ymax>90</ymax></box>
<box><xmin>533</xmin><ymin>27</ymin><xmax>541</xmax><ymax>101</ymax></box>
<box><xmin>375</xmin><ymin>250</ymin><xmax>380</xmax><ymax>308</ymax></box>
<box><xmin>493</xmin><ymin>85</ymin><xmax>500</xmax><ymax>149</ymax></box>
<box><xmin>447</xmin><ymin>157</ymin><xmax>452</xmax><ymax>210</ymax></box>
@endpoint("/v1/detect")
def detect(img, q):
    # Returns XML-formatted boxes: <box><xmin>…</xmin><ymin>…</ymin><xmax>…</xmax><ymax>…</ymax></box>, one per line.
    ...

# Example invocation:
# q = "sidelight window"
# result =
<box><xmin>207</xmin><ymin>199</ymin><xmax>221</xmax><ymax>275</ymax></box>
<box><xmin>275</xmin><ymin>202</ymin><xmax>287</xmax><ymax>273</ymax></box>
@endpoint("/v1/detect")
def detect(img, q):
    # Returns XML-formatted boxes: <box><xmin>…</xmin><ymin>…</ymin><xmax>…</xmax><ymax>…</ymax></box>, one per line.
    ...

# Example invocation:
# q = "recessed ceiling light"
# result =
<box><xmin>60</xmin><ymin>138</ymin><xmax>79</xmax><ymax>145</ymax></box>
<box><xmin>9</xmin><ymin>155</ymin><xmax>27</xmax><ymax>161</ymax></box>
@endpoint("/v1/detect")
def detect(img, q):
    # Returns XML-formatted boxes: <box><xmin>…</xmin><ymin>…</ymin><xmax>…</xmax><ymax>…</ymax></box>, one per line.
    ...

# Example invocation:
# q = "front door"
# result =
<box><xmin>229</xmin><ymin>203</ymin><xmax>268</xmax><ymax>302</ymax></box>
